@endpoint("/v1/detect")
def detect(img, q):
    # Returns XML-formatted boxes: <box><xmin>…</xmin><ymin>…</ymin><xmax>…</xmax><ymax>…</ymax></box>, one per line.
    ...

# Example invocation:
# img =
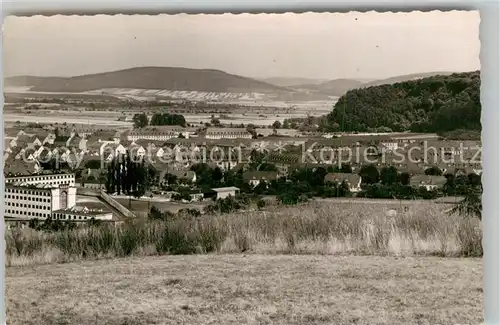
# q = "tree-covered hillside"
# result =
<box><xmin>322</xmin><ymin>71</ymin><xmax>481</xmax><ymax>133</ymax></box>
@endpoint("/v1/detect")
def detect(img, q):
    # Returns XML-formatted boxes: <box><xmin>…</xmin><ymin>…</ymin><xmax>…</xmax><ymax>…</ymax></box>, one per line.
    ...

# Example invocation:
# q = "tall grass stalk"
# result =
<box><xmin>5</xmin><ymin>202</ymin><xmax>482</xmax><ymax>266</ymax></box>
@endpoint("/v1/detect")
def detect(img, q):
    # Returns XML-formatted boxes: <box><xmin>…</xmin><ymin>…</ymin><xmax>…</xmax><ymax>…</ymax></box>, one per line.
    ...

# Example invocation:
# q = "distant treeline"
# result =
<box><xmin>132</xmin><ymin>112</ymin><xmax>187</xmax><ymax>128</ymax></box>
<box><xmin>321</xmin><ymin>71</ymin><xmax>481</xmax><ymax>134</ymax></box>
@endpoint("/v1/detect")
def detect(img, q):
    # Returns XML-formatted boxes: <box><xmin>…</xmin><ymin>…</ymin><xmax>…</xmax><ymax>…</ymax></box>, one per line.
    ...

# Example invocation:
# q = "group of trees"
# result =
<box><xmin>322</xmin><ymin>71</ymin><xmax>481</xmax><ymax>134</ymax></box>
<box><xmin>132</xmin><ymin>112</ymin><xmax>187</xmax><ymax>129</ymax></box>
<box><xmin>189</xmin><ymin>161</ymin><xmax>354</xmax><ymax>205</ymax></box>
<box><xmin>105</xmin><ymin>151</ymin><xmax>154</xmax><ymax>198</ymax></box>
<box><xmin>353</xmin><ymin>163</ymin><xmax>483</xmax><ymax>199</ymax></box>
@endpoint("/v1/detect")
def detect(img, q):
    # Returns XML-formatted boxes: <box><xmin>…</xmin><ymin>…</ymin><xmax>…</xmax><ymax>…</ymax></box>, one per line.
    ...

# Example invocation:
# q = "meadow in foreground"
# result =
<box><xmin>5</xmin><ymin>254</ymin><xmax>483</xmax><ymax>325</ymax></box>
<box><xmin>5</xmin><ymin>201</ymin><xmax>482</xmax><ymax>267</ymax></box>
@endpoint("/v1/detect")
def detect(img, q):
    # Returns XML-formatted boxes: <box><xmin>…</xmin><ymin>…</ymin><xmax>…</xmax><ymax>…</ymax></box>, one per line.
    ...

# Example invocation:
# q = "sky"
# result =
<box><xmin>3</xmin><ymin>11</ymin><xmax>480</xmax><ymax>80</ymax></box>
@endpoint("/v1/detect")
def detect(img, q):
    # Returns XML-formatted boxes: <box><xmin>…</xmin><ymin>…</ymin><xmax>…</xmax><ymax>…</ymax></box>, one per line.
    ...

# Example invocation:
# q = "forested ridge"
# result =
<box><xmin>322</xmin><ymin>71</ymin><xmax>481</xmax><ymax>133</ymax></box>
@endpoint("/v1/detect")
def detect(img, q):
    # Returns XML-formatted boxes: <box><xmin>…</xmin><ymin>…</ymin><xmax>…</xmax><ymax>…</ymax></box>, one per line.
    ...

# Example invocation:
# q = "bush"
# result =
<box><xmin>257</xmin><ymin>199</ymin><xmax>266</xmax><ymax>210</ymax></box>
<box><xmin>155</xmin><ymin>224</ymin><xmax>197</xmax><ymax>255</ymax></box>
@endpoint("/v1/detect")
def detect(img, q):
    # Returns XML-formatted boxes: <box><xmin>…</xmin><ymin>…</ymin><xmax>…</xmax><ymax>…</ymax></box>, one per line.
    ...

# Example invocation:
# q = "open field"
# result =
<box><xmin>114</xmin><ymin>197</ymin><xmax>206</xmax><ymax>216</ymax></box>
<box><xmin>3</xmin><ymin>104</ymin><xmax>331</xmax><ymax>126</ymax></box>
<box><xmin>3</xmin><ymin>113</ymin><xmax>133</xmax><ymax>127</ymax></box>
<box><xmin>5</xmin><ymin>254</ymin><xmax>483</xmax><ymax>325</ymax></box>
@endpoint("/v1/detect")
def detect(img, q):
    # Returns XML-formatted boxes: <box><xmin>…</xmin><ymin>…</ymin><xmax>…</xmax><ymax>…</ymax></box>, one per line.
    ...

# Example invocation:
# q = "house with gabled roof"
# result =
<box><xmin>4</xmin><ymin>160</ymin><xmax>41</xmax><ymax>176</ymax></box>
<box><xmin>243</xmin><ymin>171</ymin><xmax>279</xmax><ymax>187</ymax></box>
<box><xmin>129</xmin><ymin>143</ymin><xmax>146</xmax><ymax>157</ymax></box>
<box><xmin>4</xmin><ymin>139</ymin><xmax>13</xmax><ymax>153</ymax></box>
<box><xmin>17</xmin><ymin>130</ymin><xmax>34</xmax><ymax>137</ymax></box>
<box><xmin>409</xmin><ymin>175</ymin><xmax>447</xmax><ymax>190</ymax></box>
<box><xmin>324</xmin><ymin>172</ymin><xmax>362</xmax><ymax>192</ymax></box>
<box><xmin>42</xmin><ymin>132</ymin><xmax>57</xmax><ymax>145</ymax></box>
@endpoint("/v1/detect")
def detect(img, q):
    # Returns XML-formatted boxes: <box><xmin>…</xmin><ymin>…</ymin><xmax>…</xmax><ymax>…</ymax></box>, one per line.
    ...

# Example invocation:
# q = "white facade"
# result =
<box><xmin>52</xmin><ymin>207</ymin><xmax>113</xmax><ymax>221</ymax></box>
<box><xmin>5</xmin><ymin>173</ymin><xmax>76</xmax><ymax>187</ymax></box>
<box><xmin>127</xmin><ymin>132</ymin><xmax>188</xmax><ymax>142</ymax></box>
<box><xmin>205</xmin><ymin>133</ymin><xmax>252</xmax><ymax>140</ymax></box>
<box><xmin>212</xmin><ymin>187</ymin><xmax>240</xmax><ymax>200</ymax></box>
<box><xmin>205</xmin><ymin>128</ymin><xmax>252</xmax><ymax>140</ymax></box>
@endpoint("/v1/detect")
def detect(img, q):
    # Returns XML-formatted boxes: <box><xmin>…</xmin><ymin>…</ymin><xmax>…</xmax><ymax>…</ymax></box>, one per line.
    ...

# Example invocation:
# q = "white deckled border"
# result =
<box><xmin>0</xmin><ymin>2</ymin><xmax>498</xmax><ymax>325</ymax></box>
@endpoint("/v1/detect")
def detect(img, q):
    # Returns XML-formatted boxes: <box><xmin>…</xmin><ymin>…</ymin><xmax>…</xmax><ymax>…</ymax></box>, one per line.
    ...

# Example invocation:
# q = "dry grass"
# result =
<box><xmin>6</xmin><ymin>254</ymin><xmax>483</xmax><ymax>325</ymax></box>
<box><xmin>5</xmin><ymin>201</ymin><xmax>483</xmax><ymax>267</ymax></box>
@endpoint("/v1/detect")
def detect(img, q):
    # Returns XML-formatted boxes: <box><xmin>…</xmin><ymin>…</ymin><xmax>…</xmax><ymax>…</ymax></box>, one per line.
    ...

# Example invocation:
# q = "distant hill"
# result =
<box><xmin>361</xmin><ymin>71</ymin><xmax>456</xmax><ymax>88</ymax></box>
<box><xmin>322</xmin><ymin>71</ymin><xmax>480</xmax><ymax>134</ymax></box>
<box><xmin>5</xmin><ymin>67</ymin><xmax>292</xmax><ymax>94</ymax></box>
<box><xmin>289</xmin><ymin>72</ymin><xmax>457</xmax><ymax>97</ymax></box>
<box><xmin>293</xmin><ymin>79</ymin><xmax>366</xmax><ymax>97</ymax></box>
<box><xmin>5</xmin><ymin>76</ymin><xmax>67</xmax><ymax>88</ymax></box>
<box><xmin>259</xmin><ymin>77</ymin><xmax>329</xmax><ymax>87</ymax></box>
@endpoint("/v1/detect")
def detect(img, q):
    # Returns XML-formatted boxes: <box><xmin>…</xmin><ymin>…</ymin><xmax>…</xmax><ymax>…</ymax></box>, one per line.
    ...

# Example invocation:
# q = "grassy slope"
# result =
<box><xmin>6</xmin><ymin>254</ymin><xmax>483</xmax><ymax>325</ymax></box>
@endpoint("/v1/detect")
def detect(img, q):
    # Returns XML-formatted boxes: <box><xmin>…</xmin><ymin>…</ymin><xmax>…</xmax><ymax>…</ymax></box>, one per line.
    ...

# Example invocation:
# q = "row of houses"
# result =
<box><xmin>4</xmin><ymin>125</ymin><xmax>482</xmax><ymax>180</ymax></box>
<box><xmin>233</xmin><ymin>170</ymin><xmax>450</xmax><ymax>193</ymax></box>
<box><xmin>4</xmin><ymin>141</ymin><xmax>482</xmax><ymax>184</ymax></box>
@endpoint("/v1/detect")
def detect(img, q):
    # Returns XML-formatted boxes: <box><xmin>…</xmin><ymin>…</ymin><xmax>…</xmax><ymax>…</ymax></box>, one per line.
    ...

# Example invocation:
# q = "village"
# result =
<box><xmin>3</xmin><ymin>117</ymin><xmax>482</xmax><ymax>226</ymax></box>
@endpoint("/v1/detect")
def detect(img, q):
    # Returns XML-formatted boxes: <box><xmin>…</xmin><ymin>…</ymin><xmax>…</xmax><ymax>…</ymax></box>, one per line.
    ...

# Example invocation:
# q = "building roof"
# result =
<box><xmin>4</xmin><ymin>161</ymin><xmax>40</xmax><ymax>176</ymax></box>
<box><xmin>53</xmin><ymin>206</ymin><xmax>110</xmax><ymax>216</ymax></box>
<box><xmin>211</xmin><ymin>186</ymin><xmax>240</xmax><ymax>192</ymax></box>
<box><xmin>4</xmin><ymin>139</ymin><xmax>12</xmax><ymax>149</ymax></box>
<box><xmin>243</xmin><ymin>171</ymin><xmax>279</xmax><ymax>182</ymax></box>
<box><xmin>67</xmin><ymin>135</ymin><xmax>83</xmax><ymax>147</ymax></box>
<box><xmin>206</xmin><ymin>127</ymin><xmax>251</xmax><ymax>134</ymax></box>
<box><xmin>397</xmin><ymin>163</ymin><xmax>426</xmax><ymax>175</ymax></box>
<box><xmin>16</xmin><ymin>134</ymin><xmax>34</xmax><ymax>144</ymax></box>
<box><xmin>5</xmin><ymin>171</ymin><xmax>74</xmax><ymax>178</ymax></box>
<box><xmin>5</xmin><ymin>182</ymin><xmax>56</xmax><ymax>190</ymax></box>
<box><xmin>162</xmin><ymin>170</ymin><xmax>196</xmax><ymax>180</ymax></box>
<box><xmin>409</xmin><ymin>175</ymin><xmax>447</xmax><ymax>187</ymax></box>
<box><xmin>129</xmin><ymin>128</ymin><xmax>181</xmax><ymax>136</ymax></box>
<box><xmin>324</xmin><ymin>173</ymin><xmax>361</xmax><ymax>185</ymax></box>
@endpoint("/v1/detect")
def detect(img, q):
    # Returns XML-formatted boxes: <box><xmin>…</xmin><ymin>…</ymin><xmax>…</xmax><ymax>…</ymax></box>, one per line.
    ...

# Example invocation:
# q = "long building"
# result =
<box><xmin>5</xmin><ymin>173</ymin><xmax>75</xmax><ymax>187</ymax></box>
<box><xmin>3</xmin><ymin>172</ymin><xmax>111</xmax><ymax>222</ymax></box>
<box><xmin>4</xmin><ymin>182</ymin><xmax>76</xmax><ymax>219</ymax></box>
<box><xmin>205</xmin><ymin>128</ymin><xmax>252</xmax><ymax>140</ymax></box>
<box><xmin>52</xmin><ymin>206</ymin><xmax>113</xmax><ymax>221</ymax></box>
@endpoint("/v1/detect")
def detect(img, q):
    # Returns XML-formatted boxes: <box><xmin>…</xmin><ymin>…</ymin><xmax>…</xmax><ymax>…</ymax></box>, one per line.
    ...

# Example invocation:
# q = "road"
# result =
<box><xmin>263</xmin><ymin>195</ymin><xmax>461</xmax><ymax>205</ymax></box>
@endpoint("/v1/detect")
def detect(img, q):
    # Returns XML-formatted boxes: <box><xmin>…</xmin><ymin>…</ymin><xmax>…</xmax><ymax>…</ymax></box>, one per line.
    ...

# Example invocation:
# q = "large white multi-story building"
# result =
<box><xmin>4</xmin><ymin>182</ymin><xmax>77</xmax><ymax>219</ymax></box>
<box><xmin>127</xmin><ymin>126</ymin><xmax>192</xmax><ymax>142</ymax></box>
<box><xmin>205</xmin><ymin>128</ymin><xmax>252</xmax><ymax>140</ymax></box>
<box><xmin>4</xmin><ymin>172</ymin><xmax>112</xmax><ymax>222</ymax></box>
<box><xmin>5</xmin><ymin>173</ymin><xmax>75</xmax><ymax>187</ymax></box>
